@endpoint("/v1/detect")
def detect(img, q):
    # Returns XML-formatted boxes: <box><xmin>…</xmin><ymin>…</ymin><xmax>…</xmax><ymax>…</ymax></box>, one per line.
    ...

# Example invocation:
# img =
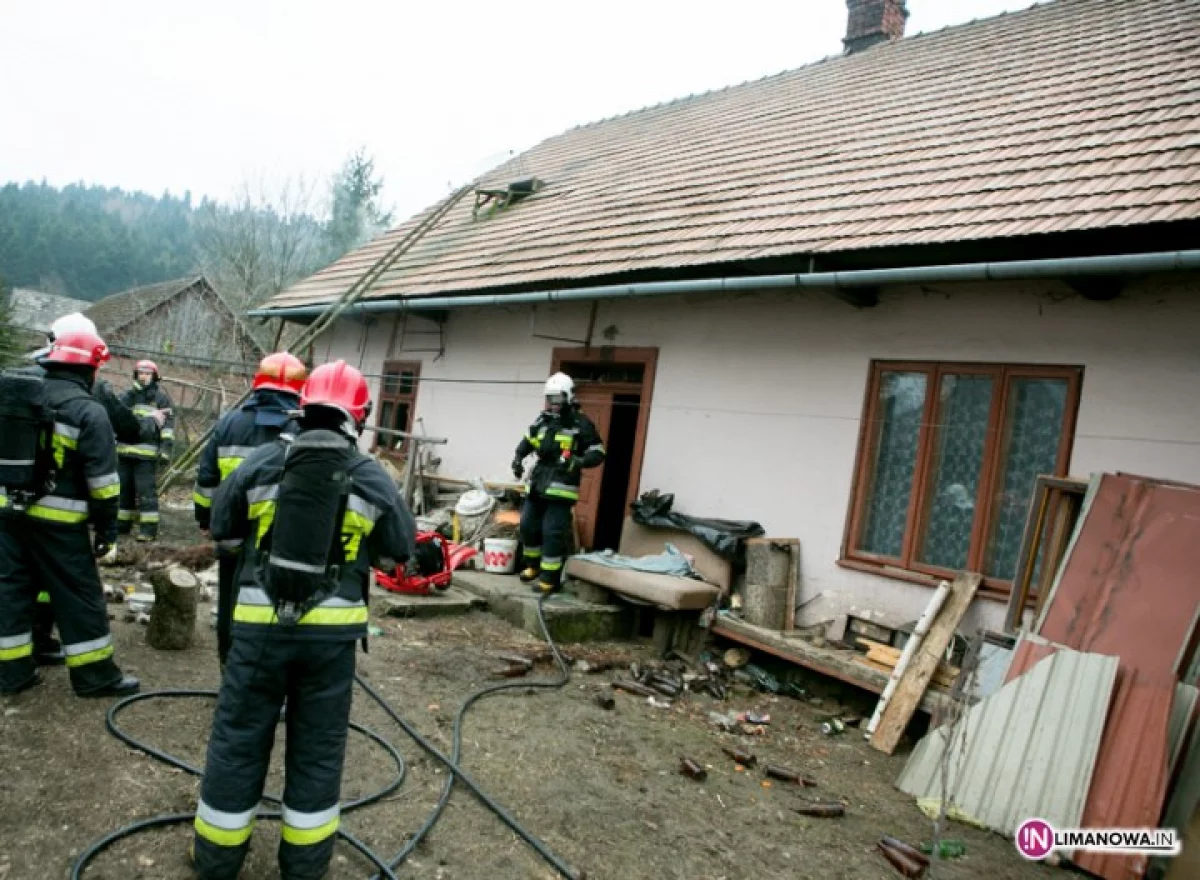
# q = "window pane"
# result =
<box><xmin>391</xmin><ymin>402</ymin><xmax>410</xmax><ymax>433</ymax></box>
<box><xmin>399</xmin><ymin>371</ymin><xmax>416</xmax><ymax>395</ymax></box>
<box><xmin>984</xmin><ymin>377</ymin><xmax>1069</xmax><ymax>580</ymax></box>
<box><xmin>856</xmin><ymin>371</ymin><xmax>928</xmax><ymax>558</ymax></box>
<box><xmin>918</xmin><ymin>373</ymin><xmax>995</xmax><ymax>570</ymax></box>
<box><xmin>379</xmin><ymin>401</ymin><xmax>394</xmax><ymax>432</ymax></box>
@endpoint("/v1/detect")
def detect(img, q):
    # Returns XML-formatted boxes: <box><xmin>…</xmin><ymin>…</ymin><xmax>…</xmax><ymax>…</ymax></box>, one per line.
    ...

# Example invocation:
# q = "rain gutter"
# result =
<box><xmin>247</xmin><ymin>249</ymin><xmax>1200</xmax><ymax>319</ymax></box>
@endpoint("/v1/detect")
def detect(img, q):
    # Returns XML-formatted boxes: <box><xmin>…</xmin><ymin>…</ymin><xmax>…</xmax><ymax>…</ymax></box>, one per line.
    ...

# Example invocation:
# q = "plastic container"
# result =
<box><xmin>482</xmin><ymin>537</ymin><xmax>518</xmax><ymax>573</ymax></box>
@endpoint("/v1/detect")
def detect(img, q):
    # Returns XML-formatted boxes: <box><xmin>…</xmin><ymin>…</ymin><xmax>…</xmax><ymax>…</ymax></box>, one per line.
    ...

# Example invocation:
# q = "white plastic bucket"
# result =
<box><xmin>483</xmin><ymin>538</ymin><xmax>518</xmax><ymax>574</ymax></box>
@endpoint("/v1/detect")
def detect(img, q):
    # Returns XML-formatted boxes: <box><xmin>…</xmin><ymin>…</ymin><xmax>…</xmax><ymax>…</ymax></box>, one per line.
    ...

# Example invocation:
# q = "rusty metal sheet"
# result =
<box><xmin>1005</xmin><ymin>640</ymin><xmax>1175</xmax><ymax>880</ymax></box>
<box><xmin>1034</xmin><ymin>473</ymin><xmax>1200</xmax><ymax>678</ymax></box>
<box><xmin>264</xmin><ymin>0</ymin><xmax>1200</xmax><ymax>310</ymax></box>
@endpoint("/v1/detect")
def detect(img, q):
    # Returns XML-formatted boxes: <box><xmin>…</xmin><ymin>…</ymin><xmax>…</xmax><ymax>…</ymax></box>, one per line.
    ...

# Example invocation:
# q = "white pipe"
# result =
<box><xmin>865</xmin><ymin>580</ymin><xmax>952</xmax><ymax>738</ymax></box>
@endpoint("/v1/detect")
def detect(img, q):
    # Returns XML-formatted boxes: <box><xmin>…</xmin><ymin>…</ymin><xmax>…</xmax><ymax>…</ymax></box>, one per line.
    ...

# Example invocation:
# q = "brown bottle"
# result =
<box><xmin>881</xmin><ymin>836</ymin><xmax>930</xmax><ymax>868</ymax></box>
<box><xmin>679</xmin><ymin>757</ymin><xmax>707</xmax><ymax>781</ymax></box>
<box><xmin>877</xmin><ymin>841</ymin><xmax>926</xmax><ymax>878</ymax></box>
<box><xmin>612</xmin><ymin>679</ymin><xmax>658</xmax><ymax>698</ymax></box>
<box><xmin>721</xmin><ymin>746</ymin><xmax>757</xmax><ymax>767</ymax></box>
<box><xmin>764</xmin><ymin>764</ymin><xmax>811</xmax><ymax>783</ymax></box>
<box><xmin>794</xmin><ymin>802</ymin><xmax>844</xmax><ymax>818</ymax></box>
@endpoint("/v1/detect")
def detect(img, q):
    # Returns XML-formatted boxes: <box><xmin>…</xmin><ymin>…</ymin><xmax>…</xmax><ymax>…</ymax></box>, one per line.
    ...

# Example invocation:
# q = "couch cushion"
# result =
<box><xmin>618</xmin><ymin>518</ymin><xmax>732</xmax><ymax>592</ymax></box>
<box><xmin>564</xmin><ymin>558</ymin><xmax>720</xmax><ymax>611</ymax></box>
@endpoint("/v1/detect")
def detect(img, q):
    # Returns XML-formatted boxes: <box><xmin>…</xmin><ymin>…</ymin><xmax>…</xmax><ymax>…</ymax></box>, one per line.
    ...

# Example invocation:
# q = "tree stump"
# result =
<box><xmin>147</xmin><ymin>564</ymin><xmax>199</xmax><ymax>650</ymax></box>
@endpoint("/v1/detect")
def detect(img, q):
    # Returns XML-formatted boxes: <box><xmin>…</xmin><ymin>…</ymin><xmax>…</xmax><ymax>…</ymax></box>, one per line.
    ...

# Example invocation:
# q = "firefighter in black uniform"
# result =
<box><xmin>193</xmin><ymin>351</ymin><xmax>307</xmax><ymax>667</ymax></box>
<box><xmin>0</xmin><ymin>330</ymin><xmax>139</xmax><ymax>697</ymax></box>
<box><xmin>511</xmin><ymin>371</ymin><xmax>606</xmax><ymax>594</ymax></box>
<box><xmin>192</xmin><ymin>360</ymin><xmax>415</xmax><ymax>880</ymax></box>
<box><xmin>117</xmin><ymin>358</ymin><xmax>174</xmax><ymax>542</ymax></box>
<box><xmin>17</xmin><ymin>313</ymin><xmax>162</xmax><ymax>666</ymax></box>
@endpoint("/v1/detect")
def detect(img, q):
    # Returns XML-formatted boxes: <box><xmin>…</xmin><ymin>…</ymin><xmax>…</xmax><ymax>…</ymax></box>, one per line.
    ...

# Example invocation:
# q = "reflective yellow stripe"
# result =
<box><xmin>27</xmin><ymin>506</ymin><xmax>88</xmax><ymax>524</ymax></box>
<box><xmin>541</xmin><ymin>558</ymin><xmax>564</xmax><ymax>572</ymax></box>
<box><xmin>194</xmin><ymin>816</ymin><xmax>256</xmax><ymax>847</ymax></box>
<box><xmin>281</xmin><ymin>816</ymin><xmax>340</xmax><ymax>846</ymax></box>
<box><xmin>544</xmin><ymin>487</ymin><xmax>579</xmax><ymax>501</ymax></box>
<box><xmin>37</xmin><ymin>591</ymin><xmax>51</xmax><ymax>603</ymax></box>
<box><xmin>90</xmin><ymin>484</ymin><xmax>120</xmax><ymax>501</ymax></box>
<box><xmin>117</xmin><ymin>444</ymin><xmax>159</xmax><ymax>458</ymax></box>
<box><xmin>65</xmin><ymin>644</ymin><xmax>114</xmax><ymax>668</ymax></box>
<box><xmin>193</xmin><ymin>491</ymin><xmax>212</xmax><ymax>508</ymax></box>
<box><xmin>217</xmin><ymin>457</ymin><xmax>245</xmax><ymax>480</ymax></box>
<box><xmin>250</xmin><ymin>500</ymin><xmax>276</xmax><ymax>546</ymax></box>
<box><xmin>341</xmin><ymin>510</ymin><xmax>374</xmax><ymax>562</ymax></box>
<box><xmin>118</xmin><ymin>509</ymin><xmax>137</xmax><ymax>521</ymax></box>
<box><xmin>233</xmin><ymin>604</ymin><xmax>369</xmax><ymax>626</ymax></box>
<box><xmin>0</xmin><ymin>643</ymin><xmax>33</xmax><ymax>661</ymax></box>
<box><xmin>526</xmin><ymin>433</ymin><xmax>541</xmax><ymax>449</ymax></box>
<box><xmin>523</xmin><ymin>547</ymin><xmax>542</xmax><ymax>557</ymax></box>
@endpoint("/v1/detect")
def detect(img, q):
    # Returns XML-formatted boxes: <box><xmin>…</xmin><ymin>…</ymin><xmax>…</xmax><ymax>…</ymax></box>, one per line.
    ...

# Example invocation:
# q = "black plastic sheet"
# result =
<box><xmin>630</xmin><ymin>490</ymin><xmax>764</xmax><ymax>561</ymax></box>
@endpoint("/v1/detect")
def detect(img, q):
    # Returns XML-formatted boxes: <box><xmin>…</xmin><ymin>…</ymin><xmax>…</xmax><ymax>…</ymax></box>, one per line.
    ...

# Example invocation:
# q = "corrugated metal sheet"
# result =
<box><xmin>895</xmin><ymin>638</ymin><xmax>1117</xmax><ymax>836</ymax></box>
<box><xmin>265</xmin><ymin>0</ymin><xmax>1200</xmax><ymax>310</ymax></box>
<box><xmin>1005</xmin><ymin>642</ymin><xmax>1175</xmax><ymax>880</ymax></box>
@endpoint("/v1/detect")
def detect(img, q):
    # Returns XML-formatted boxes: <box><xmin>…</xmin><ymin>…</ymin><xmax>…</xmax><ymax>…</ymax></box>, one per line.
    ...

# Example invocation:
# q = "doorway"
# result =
<box><xmin>551</xmin><ymin>347</ymin><xmax>657</xmax><ymax>553</ymax></box>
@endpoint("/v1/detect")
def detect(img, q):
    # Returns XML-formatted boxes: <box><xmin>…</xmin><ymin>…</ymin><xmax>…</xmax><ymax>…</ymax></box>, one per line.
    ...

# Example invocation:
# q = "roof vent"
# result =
<box><xmin>472</xmin><ymin>177</ymin><xmax>545</xmax><ymax>219</ymax></box>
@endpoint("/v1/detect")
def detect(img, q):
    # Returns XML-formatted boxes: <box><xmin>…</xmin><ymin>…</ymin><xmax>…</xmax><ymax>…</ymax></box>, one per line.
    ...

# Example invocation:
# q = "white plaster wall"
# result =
<box><xmin>316</xmin><ymin>273</ymin><xmax>1200</xmax><ymax>632</ymax></box>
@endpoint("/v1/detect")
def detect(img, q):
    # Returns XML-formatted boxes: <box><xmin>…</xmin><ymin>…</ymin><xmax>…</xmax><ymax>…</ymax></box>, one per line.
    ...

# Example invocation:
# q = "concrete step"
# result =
<box><xmin>452</xmin><ymin>569</ymin><xmax>634</xmax><ymax>643</ymax></box>
<box><xmin>374</xmin><ymin>585</ymin><xmax>485</xmax><ymax>619</ymax></box>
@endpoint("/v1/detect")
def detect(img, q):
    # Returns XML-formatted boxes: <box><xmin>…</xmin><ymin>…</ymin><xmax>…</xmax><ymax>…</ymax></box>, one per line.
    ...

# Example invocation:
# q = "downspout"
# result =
<box><xmin>248</xmin><ymin>249</ymin><xmax>1200</xmax><ymax>319</ymax></box>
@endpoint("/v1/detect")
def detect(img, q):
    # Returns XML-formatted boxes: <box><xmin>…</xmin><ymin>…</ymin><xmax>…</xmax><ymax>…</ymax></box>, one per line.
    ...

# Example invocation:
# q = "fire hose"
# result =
<box><xmin>69</xmin><ymin>595</ymin><xmax>584</xmax><ymax>880</ymax></box>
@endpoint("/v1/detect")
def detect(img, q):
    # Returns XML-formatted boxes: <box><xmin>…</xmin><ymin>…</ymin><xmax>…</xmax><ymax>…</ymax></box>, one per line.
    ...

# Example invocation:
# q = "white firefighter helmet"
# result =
<box><xmin>544</xmin><ymin>372</ymin><xmax>574</xmax><ymax>403</ymax></box>
<box><xmin>50</xmin><ymin>312</ymin><xmax>98</xmax><ymax>341</ymax></box>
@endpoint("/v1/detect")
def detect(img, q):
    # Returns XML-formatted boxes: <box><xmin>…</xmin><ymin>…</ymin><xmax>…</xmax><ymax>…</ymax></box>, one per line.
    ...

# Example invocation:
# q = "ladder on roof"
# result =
<box><xmin>156</xmin><ymin>182</ymin><xmax>475</xmax><ymax>493</ymax></box>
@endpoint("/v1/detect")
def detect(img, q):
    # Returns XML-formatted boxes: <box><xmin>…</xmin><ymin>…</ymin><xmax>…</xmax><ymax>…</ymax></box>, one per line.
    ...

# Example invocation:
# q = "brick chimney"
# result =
<box><xmin>843</xmin><ymin>0</ymin><xmax>908</xmax><ymax>54</ymax></box>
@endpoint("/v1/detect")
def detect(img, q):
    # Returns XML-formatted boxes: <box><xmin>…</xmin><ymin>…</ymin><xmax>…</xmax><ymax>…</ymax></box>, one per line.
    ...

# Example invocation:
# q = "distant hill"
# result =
<box><xmin>0</xmin><ymin>181</ymin><xmax>203</xmax><ymax>302</ymax></box>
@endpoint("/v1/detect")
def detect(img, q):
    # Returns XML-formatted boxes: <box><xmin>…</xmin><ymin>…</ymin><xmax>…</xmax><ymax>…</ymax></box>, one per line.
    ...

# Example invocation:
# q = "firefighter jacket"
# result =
<box><xmin>193</xmin><ymin>389</ymin><xmax>301</xmax><ymax>529</ymax></box>
<box><xmin>0</xmin><ymin>368</ymin><xmax>121</xmax><ymax>536</ymax></box>
<box><xmin>117</xmin><ymin>381</ymin><xmax>174</xmax><ymax>460</ymax></box>
<box><xmin>513</xmin><ymin>405</ymin><xmax>606</xmax><ymax>503</ymax></box>
<box><xmin>210</xmin><ymin>430</ymin><xmax>416</xmax><ymax>642</ymax></box>
<box><xmin>21</xmin><ymin>363</ymin><xmax>157</xmax><ymax>446</ymax></box>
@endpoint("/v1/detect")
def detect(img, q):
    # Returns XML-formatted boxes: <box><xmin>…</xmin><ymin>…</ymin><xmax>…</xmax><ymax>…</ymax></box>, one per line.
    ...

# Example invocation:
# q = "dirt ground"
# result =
<box><xmin>0</xmin><ymin>509</ymin><xmax>1062</xmax><ymax>880</ymax></box>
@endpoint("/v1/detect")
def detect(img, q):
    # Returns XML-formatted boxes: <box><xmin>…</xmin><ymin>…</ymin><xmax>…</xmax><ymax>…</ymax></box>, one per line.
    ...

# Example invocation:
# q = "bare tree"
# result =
<box><xmin>195</xmin><ymin>173</ymin><xmax>329</xmax><ymax>313</ymax></box>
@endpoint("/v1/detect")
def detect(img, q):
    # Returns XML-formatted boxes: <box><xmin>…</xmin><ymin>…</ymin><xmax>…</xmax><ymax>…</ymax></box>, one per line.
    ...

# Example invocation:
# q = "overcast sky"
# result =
<box><xmin>2</xmin><ymin>0</ymin><xmax>1038</xmax><ymax>221</ymax></box>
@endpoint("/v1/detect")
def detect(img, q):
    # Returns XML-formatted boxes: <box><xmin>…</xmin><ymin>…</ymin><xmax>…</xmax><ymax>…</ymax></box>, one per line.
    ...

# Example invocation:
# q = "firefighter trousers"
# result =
<box><xmin>193</xmin><ymin>636</ymin><xmax>356</xmax><ymax>880</ymax></box>
<box><xmin>518</xmin><ymin>493</ymin><xmax>574</xmax><ymax>589</ymax></box>
<box><xmin>118</xmin><ymin>458</ymin><xmax>159</xmax><ymax>539</ymax></box>
<box><xmin>214</xmin><ymin>551</ymin><xmax>240</xmax><ymax>667</ymax></box>
<box><xmin>0</xmin><ymin>517</ymin><xmax>125</xmax><ymax>694</ymax></box>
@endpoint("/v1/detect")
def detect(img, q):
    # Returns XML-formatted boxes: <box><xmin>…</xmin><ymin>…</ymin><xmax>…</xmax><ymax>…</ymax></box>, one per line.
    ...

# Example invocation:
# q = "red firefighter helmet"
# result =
<box><xmin>253</xmin><ymin>352</ymin><xmax>307</xmax><ymax>395</ymax></box>
<box><xmin>40</xmin><ymin>331</ymin><xmax>111</xmax><ymax>368</ymax></box>
<box><xmin>300</xmin><ymin>360</ymin><xmax>372</xmax><ymax>423</ymax></box>
<box><xmin>134</xmin><ymin>359</ymin><xmax>159</xmax><ymax>381</ymax></box>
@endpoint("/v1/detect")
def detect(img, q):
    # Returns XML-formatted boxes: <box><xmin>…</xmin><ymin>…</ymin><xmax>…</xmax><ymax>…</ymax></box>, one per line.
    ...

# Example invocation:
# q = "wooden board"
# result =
<box><xmin>710</xmin><ymin>615</ymin><xmax>956</xmax><ymax>718</ymax></box>
<box><xmin>870</xmin><ymin>572</ymin><xmax>982</xmax><ymax>755</ymax></box>
<box><xmin>855</xmin><ymin>657</ymin><xmax>955</xmax><ymax>691</ymax></box>
<box><xmin>856</xmin><ymin>638</ymin><xmax>961</xmax><ymax>685</ymax></box>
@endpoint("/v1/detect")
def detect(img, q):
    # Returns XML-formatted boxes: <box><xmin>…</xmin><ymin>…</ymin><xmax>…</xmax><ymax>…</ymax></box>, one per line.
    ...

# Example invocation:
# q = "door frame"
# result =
<box><xmin>551</xmin><ymin>346</ymin><xmax>658</xmax><ymax>517</ymax></box>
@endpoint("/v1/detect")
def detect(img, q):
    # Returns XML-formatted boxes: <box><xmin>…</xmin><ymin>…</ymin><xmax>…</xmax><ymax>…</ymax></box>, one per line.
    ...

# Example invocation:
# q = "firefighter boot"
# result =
<box><xmin>137</xmin><ymin>522</ymin><xmax>158</xmax><ymax>543</ymax></box>
<box><xmin>519</xmin><ymin>566</ymin><xmax>540</xmax><ymax>583</ymax></box>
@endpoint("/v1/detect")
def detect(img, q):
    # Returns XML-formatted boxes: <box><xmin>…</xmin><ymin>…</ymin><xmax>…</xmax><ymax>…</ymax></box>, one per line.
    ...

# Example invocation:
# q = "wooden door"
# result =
<box><xmin>572</xmin><ymin>392</ymin><xmax>613</xmax><ymax>550</ymax></box>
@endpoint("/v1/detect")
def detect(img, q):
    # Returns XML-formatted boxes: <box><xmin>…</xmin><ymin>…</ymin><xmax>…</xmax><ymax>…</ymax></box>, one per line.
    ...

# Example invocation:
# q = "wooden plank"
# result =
<box><xmin>1005</xmin><ymin>476</ymin><xmax>1051</xmax><ymax>633</ymax></box>
<box><xmin>856</xmin><ymin>657</ymin><xmax>957</xmax><ymax>690</ymax></box>
<box><xmin>711</xmin><ymin>615</ymin><xmax>955</xmax><ymax>717</ymax></box>
<box><xmin>856</xmin><ymin>638</ymin><xmax>961</xmax><ymax>683</ymax></box>
<box><xmin>870</xmin><ymin>572</ymin><xmax>982</xmax><ymax>755</ymax></box>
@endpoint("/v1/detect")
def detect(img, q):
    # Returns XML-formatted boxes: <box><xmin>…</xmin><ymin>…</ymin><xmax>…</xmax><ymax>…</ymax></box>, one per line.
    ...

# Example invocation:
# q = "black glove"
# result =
<box><xmin>565</xmin><ymin>454</ymin><xmax>582</xmax><ymax>475</ymax></box>
<box><xmin>512</xmin><ymin>458</ymin><xmax>525</xmax><ymax>480</ymax></box>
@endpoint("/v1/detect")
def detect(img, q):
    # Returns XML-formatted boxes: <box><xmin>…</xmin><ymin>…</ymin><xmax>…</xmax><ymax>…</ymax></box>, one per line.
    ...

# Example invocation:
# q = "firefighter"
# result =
<box><xmin>0</xmin><ymin>330</ymin><xmax>139</xmax><ymax>697</ymax></box>
<box><xmin>192</xmin><ymin>360</ymin><xmax>415</xmax><ymax>880</ymax></box>
<box><xmin>17</xmin><ymin>313</ymin><xmax>162</xmax><ymax>665</ymax></box>
<box><xmin>117</xmin><ymin>359</ymin><xmax>174</xmax><ymax>542</ymax></box>
<box><xmin>511</xmin><ymin>372</ymin><xmax>606</xmax><ymax>593</ymax></box>
<box><xmin>193</xmin><ymin>351</ymin><xmax>307</xmax><ymax>667</ymax></box>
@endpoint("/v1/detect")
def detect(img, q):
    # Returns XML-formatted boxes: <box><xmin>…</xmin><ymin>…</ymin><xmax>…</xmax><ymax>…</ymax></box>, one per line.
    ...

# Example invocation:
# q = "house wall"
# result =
<box><xmin>316</xmin><ymin>272</ymin><xmax>1200</xmax><ymax>633</ymax></box>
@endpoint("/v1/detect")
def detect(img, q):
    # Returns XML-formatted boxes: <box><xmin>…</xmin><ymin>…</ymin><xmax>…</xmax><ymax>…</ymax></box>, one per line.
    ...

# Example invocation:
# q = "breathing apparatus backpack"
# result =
<box><xmin>261</xmin><ymin>430</ymin><xmax>357</xmax><ymax>625</ymax></box>
<box><xmin>0</xmin><ymin>369</ymin><xmax>59</xmax><ymax>511</ymax></box>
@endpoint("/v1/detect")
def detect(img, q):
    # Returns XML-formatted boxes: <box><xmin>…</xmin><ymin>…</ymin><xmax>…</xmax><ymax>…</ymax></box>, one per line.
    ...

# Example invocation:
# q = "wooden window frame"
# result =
<box><xmin>372</xmin><ymin>360</ymin><xmax>421</xmax><ymax>458</ymax></box>
<box><xmin>838</xmin><ymin>360</ymin><xmax>1083</xmax><ymax>601</ymax></box>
